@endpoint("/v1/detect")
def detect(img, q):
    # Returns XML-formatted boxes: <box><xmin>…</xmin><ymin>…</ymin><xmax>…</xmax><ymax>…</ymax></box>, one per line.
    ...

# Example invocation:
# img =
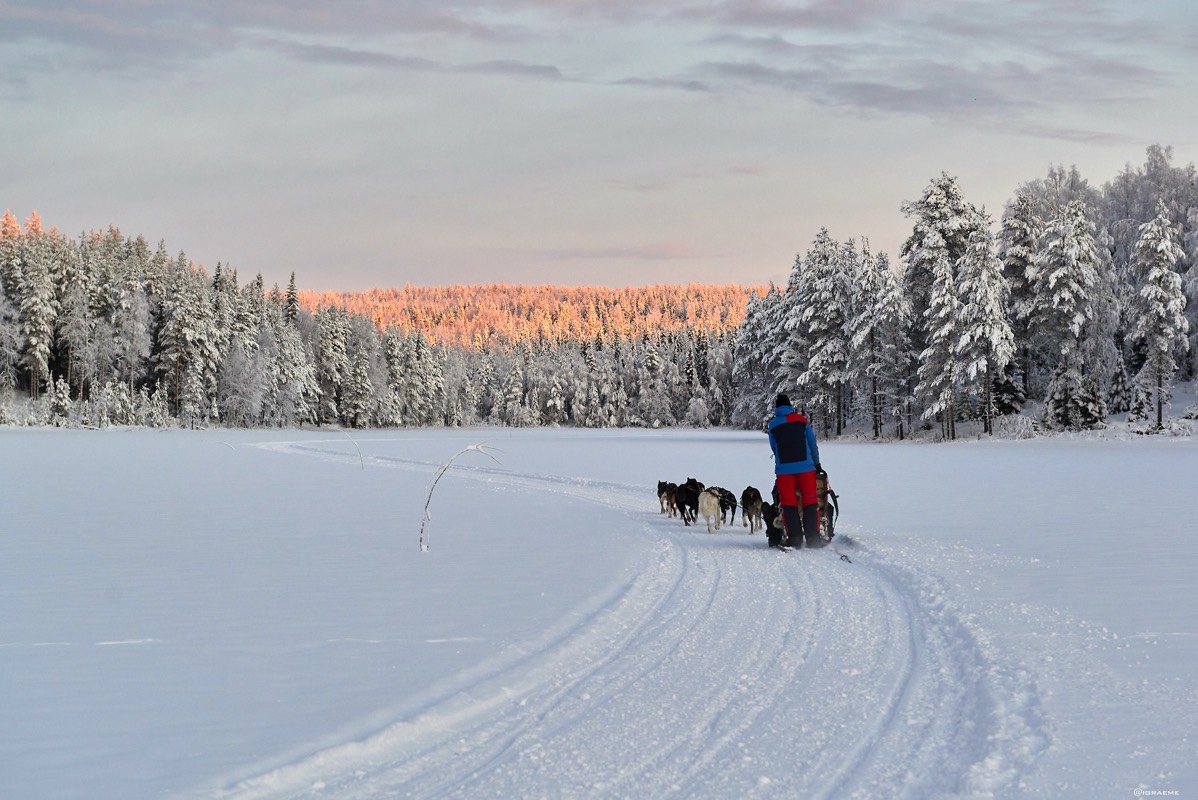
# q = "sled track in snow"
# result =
<box><xmin>222</xmin><ymin>440</ymin><xmax>1046</xmax><ymax>799</ymax></box>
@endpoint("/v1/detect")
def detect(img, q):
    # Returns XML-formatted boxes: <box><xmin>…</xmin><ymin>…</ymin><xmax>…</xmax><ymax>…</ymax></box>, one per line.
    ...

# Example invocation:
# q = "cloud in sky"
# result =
<box><xmin>2</xmin><ymin>0</ymin><xmax>1196</xmax><ymax>290</ymax></box>
<box><xmin>540</xmin><ymin>242</ymin><xmax>711</xmax><ymax>261</ymax></box>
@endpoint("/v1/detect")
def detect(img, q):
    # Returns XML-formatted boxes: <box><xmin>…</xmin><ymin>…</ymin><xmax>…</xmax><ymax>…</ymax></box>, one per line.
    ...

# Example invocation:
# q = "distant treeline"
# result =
<box><xmin>2</xmin><ymin>144</ymin><xmax>1195</xmax><ymax>435</ymax></box>
<box><xmin>298</xmin><ymin>283</ymin><xmax>764</xmax><ymax>348</ymax></box>
<box><xmin>0</xmin><ymin>214</ymin><xmax>745</xmax><ymax>429</ymax></box>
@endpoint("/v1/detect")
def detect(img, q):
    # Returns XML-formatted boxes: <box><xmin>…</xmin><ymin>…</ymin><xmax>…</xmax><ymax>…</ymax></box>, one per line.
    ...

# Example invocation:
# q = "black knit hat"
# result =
<box><xmin>774</xmin><ymin>393</ymin><xmax>791</xmax><ymax>408</ymax></box>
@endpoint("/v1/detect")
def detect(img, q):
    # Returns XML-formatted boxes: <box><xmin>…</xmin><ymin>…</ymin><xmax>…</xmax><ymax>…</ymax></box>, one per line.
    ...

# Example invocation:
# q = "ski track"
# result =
<box><xmin>217</xmin><ymin>440</ymin><xmax>1048</xmax><ymax>799</ymax></box>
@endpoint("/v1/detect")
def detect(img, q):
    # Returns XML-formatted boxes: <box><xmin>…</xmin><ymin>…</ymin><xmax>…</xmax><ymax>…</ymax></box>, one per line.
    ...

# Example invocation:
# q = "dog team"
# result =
<box><xmin>657</xmin><ymin>478</ymin><xmax>763</xmax><ymax>534</ymax></box>
<box><xmin>655</xmin><ymin>394</ymin><xmax>836</xmax><ymax>550</ymax></box>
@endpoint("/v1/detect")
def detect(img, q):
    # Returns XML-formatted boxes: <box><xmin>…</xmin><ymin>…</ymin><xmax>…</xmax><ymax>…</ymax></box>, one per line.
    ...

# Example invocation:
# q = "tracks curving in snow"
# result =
<box><xmin>220</xmin><ymin>440</ymin><xmax>1047</xmax><ymax>799</ymax></box>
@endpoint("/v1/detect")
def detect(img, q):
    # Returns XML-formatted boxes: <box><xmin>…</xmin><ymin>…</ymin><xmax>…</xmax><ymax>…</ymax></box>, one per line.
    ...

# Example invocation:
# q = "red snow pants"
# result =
<box><xmin>775</xmin><ymin>471</ymin><xmax>817</xmax><ymax>508</ymax></box>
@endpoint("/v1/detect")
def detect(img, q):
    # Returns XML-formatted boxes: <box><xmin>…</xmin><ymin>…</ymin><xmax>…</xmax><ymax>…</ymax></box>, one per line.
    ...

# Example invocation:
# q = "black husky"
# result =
<box><xmin>674</xmin><ymin>477</ymin><xmax>704</xmax><ymax>526</ymax></box>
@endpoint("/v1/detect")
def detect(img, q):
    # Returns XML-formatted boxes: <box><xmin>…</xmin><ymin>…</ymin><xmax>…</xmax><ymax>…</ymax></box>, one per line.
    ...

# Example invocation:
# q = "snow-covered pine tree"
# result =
<box><xmin>0</xmin><ymin>276</ymin><xmax>20</xmax><ymax>389</ymax></box>
<box><xmin>777</xmin><ymin>256</ymin><xmax>811</xmax><ymax>409</ymax></box>
<box><xmin>682</xmin><ymin>396</ymin><xmax>710</xmax><ymax>427</ymax></box>
<box><xmin>1127</xmin><ymin>378</ymin><xmax>1153</xmax><ymax>423</ymax></box>
<box><xmin>285</xmin><ymin>272</ymin><xmax>300</xmax><ymax>325</ymax></box>
<box><xmin>253</xmin><ymin>303</ymin><xmax>282</xmax><ymax>425</ymax></box>
<box><xmin>1042</xmin><ymin>355</ymin><xmax>1107</xmax><ymax>431</ymax></box>
<box><xmin>49</xmin><ymin>374</ymin><xmax>72</xmax><ymax>426</ymax></box>
<box><xmin>0</xmin><ymin>211</ymin><xmax>24</xmax><ymax>392</ymax></box>
<box><xmin>683</xmin><ymin>341</ymin><xmax>697</xmax><ymax>391</ymax></box>
<box><xmin>1042</xmin><ymin>359</ymin><xmax>1081</xmax><ymax>430</ymax></box>
<box><xmin>692</xmin><ymin>333</ymin><xmax>710</xmax><ymax>392</ymax></box>
<box><xmin>635</xmin><ymin>336</ymin><xmax>674</xmax><ymax>428</ymax></box>
<box><xmin>169</xmin><ymin>267</ymin><xmax>221</xmax><ymax>427</ymax></box>
<box><xmin>846</xmin><ymin>241</ymin><xmax>876</xmax><ymax>436</ymax></box>
<box><xmin>705</xmin><ymin>334</ymin><xmax>734</xmax><ymax>426</ymax></box>
<box><xmin>139</xmin><ymin>382</ymin><xmax>169</xmax><ymax>428</ymax></box>
<box><xmin>472</xmin><ymin>347</ymin><xmax>497</xmax><ymax>422</ymax></box>
<box><xmin>216</xmin><ymin>339</ymin><xmax>266</xmax><ymax>427</ymax></box>
<box><xmin>314</xmin><ymin>306</ymin><xmax>350</xmax><ymax>424</ymax></box>
<box><xmin>806</xmin><ymin>236</ymin><xmax>855</xmax><ymax>433</ymax></box>
<box><xmin>341</xmin><ymin>347</ymin><xmax>375</xmax><ymax>429</ymax></box>
<box><xmin>1107</xmin><ymin>351</ymin><xmax>1131</xmax><ymax>413</ymax></box>
<box><xmin>575</xmin><ymin>371</ymin><xmax>600</xmax><ymax>428</ymax></box>
<box><xmin>998</xmin><ymin>189</ymin><xmax>1042</xmax><ymax>396</ymax></box>
<box><xmin>239</xmin><ymin>275</ymin><xmax>268</xmax><ymax>354</ymax></box>
<box><xmin>55</xmin><ymin>267</ymin><xmax>96</xmax><ymax>398</ymax></box>
<box><xmin>612</xmin><ymin>373</ymin><xmax>631</xmax><ymax>428</ymax></box>
<box><xmin>273</xmin><ymin>314</ymin><xmax>319</xmax><ymax>427</ymax></box>
<box><xmin>493</xmin><ymin>359</ymin><xmax>525</xmax><ymax>426</ymax></box>
<box><xmin>875</xmin><ymin>254</ymin><xmax>915</xmax><ymax>438</ymax></box>
<box><xmin>1033</xmin><ymin>200</ymin><xmax>1100</xmax><ymax>427</ymax></box>
<box><xmin>665</xmin><ymin>337</ymin><xmax>693</xmax><ymax>424</ymax></box>
<box><xmin>1101</xmin><ymin>146</ymin><xmax>1194</xmax><ymax>283</ymax></box>
<box><xmin>1129</xmin><ymin>204</ymin><xmax>1190</xmax><ymax>429</ymax></box>
<box><xmin>901</xmin><ymin>174</ymin><xmax>979</xmax><ymax>354</ymax></box>
<box><xmin>377</xmin><ymin>327</ymin><xmax>405</xmax><ymax>427</ymax></box>
<box><xmin>544</xmin><ymin>373</ymin><xmax>568</xmax><ymax>426</ymax></box>
<box><xmin>210</xmin><ymin>262</ymin><xmax>236</xmax><ymax>361</ymax></box>
<box><xmin>1184</xmin><ymin>207</ymin><xmax>1198</xmax><ymax>378</ymax></box>
<box><xmin>0</xmin><ymin>210</ymin><xmax>23</xmax><ymax>302</ymax></box>
<box><xmin>1077</xmin><ymin>225</ymin><xmax>1123</xmax><ymax>398</ymax></box>
<box><xmin>110</xmin><ymin>268</ymin><xmax>152</xmax><ymax>395</ymax></box>
<box><xmin>847</xmin><ymin>243</ymin><xmax>900</xmax><ymax>438</ymax></box>
<box><xmin>731</xmin><ymin>284</ymin><xmax>789</xmax><ymax>428</ymax></box>
<box><xmin>222</xmin><ymin>276</ymin><xmax>273</xmax><ymax>425</ymax></box>
<box><xmin>954</xmin><ymin>211</ymin><xmax>1015</xmax><ymax>435</ymax></box>
<box><xmin>914</xmin><ymin>230</ymin><xmax>961</xmax><ymax>439</ymax></box>
<box><xmin>153</xmin><ymin>257</ymin><xmax>185</xmax><ymax>414</ymax></box>
<box><xmin>591</xmin><ymin>355</ymin><xmax>620</xmax><ymax>428</ymax></box>
<box><xmin>179</xmin><ymin>359</ymin><xmax>210</xmax><ymax>427</ymax></box>
<box><xmin>519</xmin><ymin>340</ymin><xmax>547</xmax><ymax>426</ymax></box>
<box><xmin>138</xmin><ymin>239</ymin><xmax>170</xmax><ymax>313</ymax></box>
<box><xmin>408</xmin><ymin>331</ymin><xmax>446</xmax><ymax>427</ymax></box>
<box><xmin>15</xmin><ymin>219</ymin><xmax>60</xmax><ymax>399</ymax></box>
<box><xmin>1077</xmin><ymin>373</ymin><xmax>1108</xmax><ymax>430</ymax></box>
<box><xmin>787</xmin><ymin>229</ymin><xmax>853</xmax><ymax>432</ymax></box>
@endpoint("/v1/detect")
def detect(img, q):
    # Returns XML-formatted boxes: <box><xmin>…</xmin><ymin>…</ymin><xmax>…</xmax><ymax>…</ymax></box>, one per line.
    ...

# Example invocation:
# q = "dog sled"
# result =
<box><xmin>763</xmin><ymin>467</ymin><xmax>839</xmax><ymax>550</ymax></box>
<box><xmin>815</xmin><ymin>467</ymin><xmax>839</xmax><ymax>542</ymax></box>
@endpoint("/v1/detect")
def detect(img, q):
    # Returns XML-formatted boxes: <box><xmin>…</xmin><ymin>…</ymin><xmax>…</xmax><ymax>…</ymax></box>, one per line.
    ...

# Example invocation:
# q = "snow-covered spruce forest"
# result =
<box><xmin>2</xmin><ymin>145</ymin><xmax>1196</xmax><ymax>436</ymax></box>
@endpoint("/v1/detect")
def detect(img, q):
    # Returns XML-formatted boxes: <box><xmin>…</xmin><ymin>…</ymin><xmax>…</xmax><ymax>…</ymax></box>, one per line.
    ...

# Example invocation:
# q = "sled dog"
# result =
<box><xmin>675</xmin><ymin>478</ymin><xmax>703</xmax><ymax>526</ymax></box>
<box><xmin>761</xmin><ymin>500</ymin><xmax>786</xmax><ymax>548</ymax></box>
<box><xmin>711</xmin><ymin>487</ymin><xmax>737</xmax><ymax>525</ymax></box>
<box><xmin>698</xmin><ymin>488</ymin><xmax>723</xmax><ymax>533</ymax></box>
<box><xmin>657</xmin><ymin>480</ymin><xmax>679</xmax><ymax>517</ymax></box>
<box><xmin>741</xmin><ymin>486</ymin><xmax>763</xmax><ymax>533</ymax></box>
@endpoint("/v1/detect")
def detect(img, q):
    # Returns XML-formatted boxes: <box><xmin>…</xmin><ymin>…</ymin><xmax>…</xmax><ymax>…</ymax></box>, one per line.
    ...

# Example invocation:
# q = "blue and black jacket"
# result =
<box><xmin>767</xmin><ymin>405</ymin><xmax>820</xmax><ymax>475</ymax></box>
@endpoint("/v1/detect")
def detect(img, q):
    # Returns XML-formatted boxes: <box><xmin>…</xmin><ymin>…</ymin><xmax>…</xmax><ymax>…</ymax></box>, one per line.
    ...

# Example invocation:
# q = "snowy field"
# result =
<box><xmin>2</xmin><ymin>426</ymin><xmax>1196</xmax><ymax>800</ymax></box>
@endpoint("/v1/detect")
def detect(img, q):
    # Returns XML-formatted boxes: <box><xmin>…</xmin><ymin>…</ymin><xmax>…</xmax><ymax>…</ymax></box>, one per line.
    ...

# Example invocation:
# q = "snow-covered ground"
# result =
<box><xmin>2</xmin><ymin>427</ymin><xmax>1195</xmax><ymax>799</ymax></box>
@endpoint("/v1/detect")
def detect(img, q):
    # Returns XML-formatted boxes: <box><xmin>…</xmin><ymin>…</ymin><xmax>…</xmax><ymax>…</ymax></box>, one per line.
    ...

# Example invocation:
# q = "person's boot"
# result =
<box><xmin>781</xmin><ymin>505</ymin><xmax>801</xmax><ymax>549</ymax></box>
<box><xmin>802</xmin><ymin>503</ymin><xmax>824</xmax><ymax>548</ymax></box>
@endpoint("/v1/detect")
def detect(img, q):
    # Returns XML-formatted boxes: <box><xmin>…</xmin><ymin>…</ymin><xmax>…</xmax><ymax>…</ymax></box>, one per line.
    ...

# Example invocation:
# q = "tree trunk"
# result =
<box><xmin>1156</xmin><ymin>363</ymin><xmax>1164</xmax><ymax>429</ymax></box>
<box><xmin>1022</xmin><ymin>345</ymin><xmax>1031</xmax><ymax>396</ymax></box>
<box><xmin>983</xmin><ymin>367</ymin><xmax>993</xmax><ymax>436</ymax></box>
<box><xmin>871</xmin><ymin>374</ymin><xmax>881</xmax><ymax>439</ymax></box>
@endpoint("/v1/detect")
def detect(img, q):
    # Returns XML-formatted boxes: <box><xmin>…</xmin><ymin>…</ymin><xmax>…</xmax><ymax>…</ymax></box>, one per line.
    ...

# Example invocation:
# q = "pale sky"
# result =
<box><xmin>3</xmin><ymin>1</ymin><xmax>1196</xmax><ymax>291</ymax></box>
